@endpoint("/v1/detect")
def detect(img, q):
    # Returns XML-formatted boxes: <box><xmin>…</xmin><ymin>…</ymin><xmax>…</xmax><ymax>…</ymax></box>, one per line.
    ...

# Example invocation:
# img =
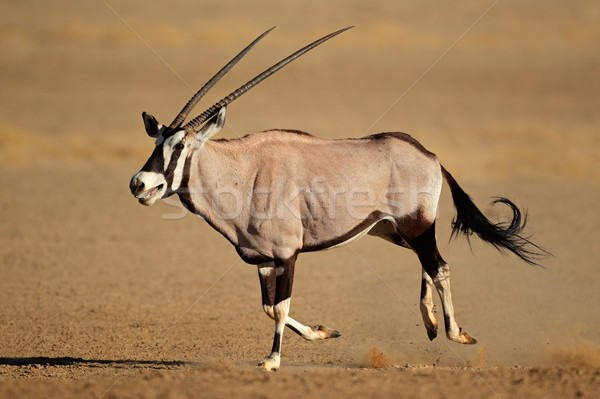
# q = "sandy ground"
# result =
<box><xmin>1</xmin><ymin>0</ymin><xmax>599</xmax><ymax>398</ymax></box>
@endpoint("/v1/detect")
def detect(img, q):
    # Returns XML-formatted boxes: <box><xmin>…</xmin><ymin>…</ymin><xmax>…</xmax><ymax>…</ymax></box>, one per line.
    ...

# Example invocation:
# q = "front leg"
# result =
<box><xmin>258</xmin><ymin>262</ymin><xmax>341</xmax><ymax>344</ymax></box>
<box><xmin>257</xmin><ymin>256</ymin><xmax>296</xmax><ymax>371</ymax></box>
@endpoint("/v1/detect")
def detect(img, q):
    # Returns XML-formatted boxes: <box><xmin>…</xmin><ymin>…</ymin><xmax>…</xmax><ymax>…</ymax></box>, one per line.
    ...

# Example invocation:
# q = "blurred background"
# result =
<box><xmin>2</xmin><ymin>0</ymin><xmax>597</xmax><ymax>179</ymax></box>
<box><xmin>0</xmin><ymin>0</ymin><xmax>598</xmax><ymax>371</ymax></box>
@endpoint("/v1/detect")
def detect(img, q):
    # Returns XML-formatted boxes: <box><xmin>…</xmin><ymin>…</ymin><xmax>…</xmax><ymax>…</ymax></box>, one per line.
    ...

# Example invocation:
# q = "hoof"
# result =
<box><xmin>426</xmin><ymin>325</ymin><xmax>438</xmax><ymax>341</ymax></box>
<box><xmin>313</xmin><ymin>325</ymin><xmax>341</xmax><ymax>339</ymax></box>
<box><xmin>460</xmin><ymin>328</ymin><xmax>477</xmax><ymax>344</ymax></box>
<box><xmin>449</xmin><ymin>328</ymin><xmax>477</xmax><ymax>344</ymax></box>
<box><xmin>464</xmin><ymin>335</ymin><xmax>477</xmax><ymax>345</ymax></box>
<box><xmin>258</xmin><ymin>355</ymin><xmax>280</xmax><ymax>371</ymax></box>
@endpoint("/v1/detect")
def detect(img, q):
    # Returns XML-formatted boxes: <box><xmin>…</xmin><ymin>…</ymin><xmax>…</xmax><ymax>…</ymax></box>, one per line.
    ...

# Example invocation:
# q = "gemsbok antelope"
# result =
<box><xmin>130</xmin><ymin>27</ymin><xmax>546</xmax><ymax>371</ymax></box>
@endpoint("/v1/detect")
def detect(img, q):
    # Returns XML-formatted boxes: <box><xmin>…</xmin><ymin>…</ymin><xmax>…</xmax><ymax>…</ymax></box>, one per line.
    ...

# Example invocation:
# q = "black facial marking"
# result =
<box><xmin>164</xmin><ymin>142</ymin><xmax>184</xmax><ymax>186</ymax></box>
<box><xmin>140</xmin><ymin>144</ymin><xmax>165</xmax><ymax>173</ymax></box>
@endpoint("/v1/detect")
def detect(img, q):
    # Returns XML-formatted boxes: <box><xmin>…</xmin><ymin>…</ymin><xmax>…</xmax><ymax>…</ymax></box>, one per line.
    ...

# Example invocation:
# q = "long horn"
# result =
<box><xmin>183</xmin><ymin>26</ymin><xmax>353</xmax><ymax>133</ymax></box>
<box><xmin>166</xmin><ymin>27</ymin><xmax>275</xmax><ymax>131</ymax></box>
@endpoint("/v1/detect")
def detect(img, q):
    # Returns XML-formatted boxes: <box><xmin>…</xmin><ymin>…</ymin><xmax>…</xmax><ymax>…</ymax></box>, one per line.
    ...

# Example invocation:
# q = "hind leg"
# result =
<box><xmin>420</xmin><ymin>269</ymin><xmax>438</xmax><ymax>340</ymax></box>
<box><xmin>369</xmin><ymin>219</ymin><xmax>438</xmax><ymax>340</ymax></box>
<box><xmin>409</xmin><ymin>223</ymin><xmax>477</xmax><ymax>344</ymax></box>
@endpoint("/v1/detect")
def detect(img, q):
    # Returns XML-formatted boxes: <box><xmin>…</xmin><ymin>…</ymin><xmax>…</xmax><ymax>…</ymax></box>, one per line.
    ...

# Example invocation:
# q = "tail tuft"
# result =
<box><xmin>441</xmin><ymin>166</ymin><xmax>549</xmax><ymax>266</ymax></box>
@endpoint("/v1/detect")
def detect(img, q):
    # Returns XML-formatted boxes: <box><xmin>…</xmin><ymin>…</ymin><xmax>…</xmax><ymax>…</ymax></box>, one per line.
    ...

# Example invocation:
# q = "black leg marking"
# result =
<box><xmin>444</xmin><ymin>314</ymin><xmax>452</xmax><ymax>336</ymax></box>
<box><xmin>286</xmin><ymin>323</ymin><xmax>302</xmax><ymax>336</ymax></box>
<box><xmin>258</xmin><ymin>264</ymin><xmax>276</xmax><ymax>314</ymax></box>
<box><xmin>270</xmin><ymin>331</ymin><xmax>282</xmax><ymax>355</ymax></box>
<box><xmin>409</xmin><ymin>222</ymin><xmax>447</xmax><ymax>279</ymax></box>
<box><xmin>274</xmin><ymin>256</ymin><xmax>296</xmax><ymax>305</ymax></box>
<box><xmin>420</xmin><ymin>278</ymin><xmax>428</xmax><ymax>301</ymax></box>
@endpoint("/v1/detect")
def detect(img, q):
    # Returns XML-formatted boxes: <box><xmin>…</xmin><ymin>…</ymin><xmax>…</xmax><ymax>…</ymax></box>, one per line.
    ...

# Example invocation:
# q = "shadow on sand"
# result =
<box><xmin>0</xmin><ymin>357</ymin><xmax>186</xmax><ymax>370</ymax></box>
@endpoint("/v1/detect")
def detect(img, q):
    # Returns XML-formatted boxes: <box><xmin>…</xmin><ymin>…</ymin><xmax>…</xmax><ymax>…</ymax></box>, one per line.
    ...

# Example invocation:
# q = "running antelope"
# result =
<box><xmin>130</xmin><ymin>27</ymin><xmax>545</xmax><ymax>371</ymax></box>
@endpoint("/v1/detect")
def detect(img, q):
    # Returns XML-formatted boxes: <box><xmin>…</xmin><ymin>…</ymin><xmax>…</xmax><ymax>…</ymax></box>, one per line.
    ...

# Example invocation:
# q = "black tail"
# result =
<box><xmin>441</xmin><ymin>165</ymin><xmax>548</xmax><ymax>265</ymax></box>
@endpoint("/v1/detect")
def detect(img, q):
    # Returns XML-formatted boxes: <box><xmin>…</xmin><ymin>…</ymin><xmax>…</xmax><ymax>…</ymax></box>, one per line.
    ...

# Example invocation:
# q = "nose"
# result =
<box><xmin>130</xmin><ymin>174</ymin><xmax>144</xmax><ymax>196</ymax></box>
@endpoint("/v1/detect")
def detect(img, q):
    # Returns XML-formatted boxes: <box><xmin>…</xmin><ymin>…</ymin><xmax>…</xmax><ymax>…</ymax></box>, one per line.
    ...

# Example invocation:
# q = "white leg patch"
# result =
<box><xmin>258</xmin><ymin>262</ymin><xmax>276</xmax><ymax>277</ymax></box>
<box><xmin>274</xmin><ymin>298</ymin><xmax>290</xmax><ymax>322</ymax></box>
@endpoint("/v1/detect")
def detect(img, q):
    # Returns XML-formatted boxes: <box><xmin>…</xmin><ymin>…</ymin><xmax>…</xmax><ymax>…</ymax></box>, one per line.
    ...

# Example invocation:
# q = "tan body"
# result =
<box><xmin>182</xmin><ymin>130</ymin><xmax>442</xmax><ymax>263</ymax></box>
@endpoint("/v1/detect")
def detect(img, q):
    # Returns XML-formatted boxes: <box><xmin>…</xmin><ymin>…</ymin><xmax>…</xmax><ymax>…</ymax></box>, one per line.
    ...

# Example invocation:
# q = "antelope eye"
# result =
<box><xmin>174</xmin><ymin>143</ymin><xmax>185</xmax><ymax>151</ymax></box>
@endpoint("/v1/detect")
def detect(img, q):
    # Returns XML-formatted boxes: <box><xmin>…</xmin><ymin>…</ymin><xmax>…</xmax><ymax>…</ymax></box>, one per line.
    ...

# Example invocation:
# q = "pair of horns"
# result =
<box><xmin>167</xmin><ymin>26</ymin><xmax>353</xmax><ymax>134</ymax></box>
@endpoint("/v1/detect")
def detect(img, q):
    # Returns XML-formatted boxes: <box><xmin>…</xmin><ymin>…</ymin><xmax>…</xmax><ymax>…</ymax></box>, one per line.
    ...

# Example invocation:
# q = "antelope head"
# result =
<box><xmin>130</xmin><ymin>26</ymin><xmax>352</xmax><ymax>206</ymax></box>
<box><xmin>129</xmin><ymin>106</ymin><xmax>228</xmax><ymax>206</ymax></box>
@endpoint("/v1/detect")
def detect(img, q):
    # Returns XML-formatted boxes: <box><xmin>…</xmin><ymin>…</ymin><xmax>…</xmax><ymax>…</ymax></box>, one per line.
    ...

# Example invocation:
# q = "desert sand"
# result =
<box><xmin>1</xmin><ymin>0</ymin><xmax>599</xmax><ymax>398</ymax></box>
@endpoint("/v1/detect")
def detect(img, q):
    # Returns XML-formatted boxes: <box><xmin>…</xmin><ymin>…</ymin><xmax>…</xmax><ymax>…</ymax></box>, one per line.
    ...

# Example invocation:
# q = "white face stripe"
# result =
<box><xmin>162</xmin><ymin>138</ymin><xmax>171</xmax><ymax>171</ymax></box>
<box><xmin>162</xmin><ymin>131</ymin><xmax>186</xmax><ymax>171</ymax></box>
<box><xmin>170</xmin><ymin>148</ymin><xmax>187</xmax><ymax>191</ymax></box>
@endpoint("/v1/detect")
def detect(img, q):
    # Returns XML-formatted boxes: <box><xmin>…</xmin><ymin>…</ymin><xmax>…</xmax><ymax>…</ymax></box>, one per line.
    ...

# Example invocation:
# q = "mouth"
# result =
<box><xmin>135</xmin><ymin>184</ymin><xmax>164</xmax><ymax>203</ymax></box>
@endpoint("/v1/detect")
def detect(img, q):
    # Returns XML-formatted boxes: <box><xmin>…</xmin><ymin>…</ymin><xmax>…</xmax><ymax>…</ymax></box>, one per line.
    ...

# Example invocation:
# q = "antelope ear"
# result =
<box><xmin>196</xmin><ymin>107</ymin><xmax>227</xmax><ymax>142</ymax></box>
<box><xmin>142</xmin><ymin>112</ymin><xmax>164</xmax><ymax>138</ymax></box>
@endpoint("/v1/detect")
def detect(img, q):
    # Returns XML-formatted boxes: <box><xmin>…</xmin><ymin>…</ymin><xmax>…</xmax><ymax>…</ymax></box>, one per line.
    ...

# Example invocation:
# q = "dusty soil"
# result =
<box><xmin>1</xmin><ymin>0</ymin><xmax>598</xmax><ymax>398</ymax></box>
